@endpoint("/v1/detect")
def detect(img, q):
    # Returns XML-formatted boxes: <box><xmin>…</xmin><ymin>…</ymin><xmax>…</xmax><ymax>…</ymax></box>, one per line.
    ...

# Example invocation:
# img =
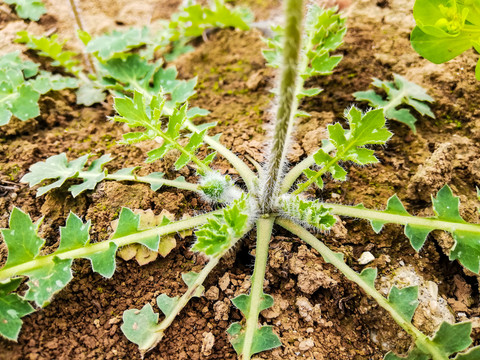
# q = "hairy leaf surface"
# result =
<box><xmin>193</xmin><ymin>195</ymin><xmax>249</xmax><ymax>256</ymax></box>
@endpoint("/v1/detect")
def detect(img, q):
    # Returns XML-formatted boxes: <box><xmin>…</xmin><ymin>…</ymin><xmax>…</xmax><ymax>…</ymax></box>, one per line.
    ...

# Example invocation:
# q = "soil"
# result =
<box><xmin>1</xmin><ymin>0</ymin><xmax>480</xmax><ymax>359</ymax></box>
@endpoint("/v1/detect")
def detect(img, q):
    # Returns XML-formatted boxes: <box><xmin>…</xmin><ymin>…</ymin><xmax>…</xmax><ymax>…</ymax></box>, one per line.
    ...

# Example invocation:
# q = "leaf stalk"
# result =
<box><xmin>0</xmin><ymin>212</ymin><xmax>219</xmax><ymax>281</ymax></box>
<box><xmin>277</xmin><ymin>218</ymin><xmax>448</xmax><ymax>360</ymax></box>
<box><xmin>241</xmin><ymin>216</ymin><xmax>275</xmax><ymax>360</ymax></box>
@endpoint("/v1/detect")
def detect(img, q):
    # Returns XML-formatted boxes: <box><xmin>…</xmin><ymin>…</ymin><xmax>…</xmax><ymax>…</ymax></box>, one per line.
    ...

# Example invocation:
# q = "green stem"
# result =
<box><xmin>321</xmin><ymin>202</ymin><xmax>480</xmax><ymax>233</ymax></box>
<box><xmin>259</xmin><ymin>0</ymin><xmax>304</xmax><ymax>213</ymax></box>
<box><xmin>144</xmin><ymin>225</ymin><xmax>253</xmax><ymax>352</ymax></box>
<box><xmin>105</xmin><ymin>173</ymin><xmax>200</xmax><ymax>192</ymax></box>
<box><xmin>281</xmin><ymin>142</ymin><xmax>338</xmax><ymax>194</ymax></box>
<box><xmin>185</xmin><ymin>120</ymin><xmax>257</xmax><ymax>192</ymax></box>
<box><xmin>241</xmin><ymin>216</ymin><xmax>274</xmax><ymax>360</ymax></box>
<box><xmin>276</xmin><ymin>218</ymin><xmax>448</xmax><ymax>360</ymax></box>
<box><xmin>382</xmin><ymin>88</ymin><xmax>407</xmax><ymax>114</ymax></box>
<box><xmin>0</xmin><ymin>211</ymin><xmax>219</xmax><ymax>281</ymax></box>
<box><xmin>142</xmin><ymin>120</ymin><xmax>211</xmax><ymax>175</ymax></box>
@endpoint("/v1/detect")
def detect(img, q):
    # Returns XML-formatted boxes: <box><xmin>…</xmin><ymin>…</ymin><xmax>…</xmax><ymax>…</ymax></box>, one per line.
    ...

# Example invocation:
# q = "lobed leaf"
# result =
<box><xmin>1</xmin><ymin>207</ymin><xmax>44</xmax><ymax>268</ymax></box>
<box><xmin>86</xmin><ymin>27</ymin><xmax>150</xmax><ymax>60</ymax></box>
<box><xmin>354</xmin><ymin>74</ymin><xmax>435</xmax><ymax>132</ymax></box>
<box><xmin>278</xmin><ymin>195</ymin><xmax>336</xmax><ymax>230</ymax></box>
<box><xmin>21</xmin><ymin>153</ymin><xmax>112</xmax><ymax>197</ymax></box>
<box><xmin>23</xmin><ymin>257</ymin><xmax>73</xmax><ymax>306</ymax></box>
<box><xmin>169</xmin><ymin>0</ymin><xmax>252</xmax><ymax>40</ymax></box>
<box><xmin>298</xmin><ymin>107</ymin><xmax>391</xmax><ymax>192</ymax></box>
<box><xmin>15</xmin><ymin>31</ymin><xmax>81</xmax><ymax>74</ymax></box>
<box><xmin>386</xmin><ymin>321</ymin><xmax>474</xmax><ymax>359</ymax></box>
<box><xmin>0</xmin><ymin>279</ymin><xmax>34</xmax><ymax>341</ymax></box>
<box><xmin>369</xmin><ymin>185</ymin><xmax>480</xmax><ymax>273</ymax></box>
<box><xmin>0</xmin><ymin>205</ymin><xmax>192</xmax><ymax>340</ymax></box>
<box><xmin>193</xmin><ymin>195</ymin><xmax>250</xmax><ymax>256</ymax></box>
<box><xmin>113</xmin><ymin>91</ymin><xmax>213</xmax><ymax>170</ymax></box>
<box><xmin>156</xmin><ymin>294</ymin><xmax>179</xmax><ymax>317</ymax></box>
<box><xmin>0</xmin><ymin>52</ymin><xmax>77</xmax><ymax>125</ymax></box>
<box><xmin>121</xmin><ymin>303</ymin><xmax>159</xmax><ymax>350</ymax></box>
<box><xmin>387</xmin><ymin>286</ymin><xmax>419</xmax><ymax>322</ymax></box>
<box><xmin>231</xmin><ymin>293</ymin><xmax>274</xmax><ymax>318</ymax></box>
<box><xmin>262</xmin><ymin>5</ymin><xmax>345</xmax><ymax>108</ymax></box>
<box><xmin>227</xmin><ymin>323</ymin><xmax>281</xmax><ymax>357</ymax></box>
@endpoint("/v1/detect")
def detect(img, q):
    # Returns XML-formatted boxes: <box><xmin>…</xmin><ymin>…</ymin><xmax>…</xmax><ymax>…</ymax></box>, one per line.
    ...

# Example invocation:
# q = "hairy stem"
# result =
<box><xmin>259</xmin><ymin>0</ymin><xmax>303</xmax><ymax>213</ymax></box>
<box><xmin>0</xmin><ymin>212</ymin><xmax>219</xmax><ymax>281</ymax></box>
<box><xmin>277</xmin><ymin>218</ymin><xmax>448</xmax><ymax>360</ymax></box>
<box><xmin>185</xmin><ymin>120</ymin><xmax>257</xmax><ymax>191</ymax></box>
<box><xmin>67</xmin><ymin>0</ymin><xmax>96</xmax><ymax>75</ymax></box>
<box><xmin>319</xmin><ymin>202</ymin><xmax>480</xmax><ymax>233</ymax></box>
<box><xmin>241</xmin><ymin>216</ymin><xmax>274</xmax><ymax>360</ymax></box>
<box><xmin>105</xmin><ymin>173</ymin><xmax>201</xmax><ymax>192</ymax></box>
<box><xmin>280</xmin><ymin>141</ymin><xmax>335</xmax><ymax>194</ymax></box>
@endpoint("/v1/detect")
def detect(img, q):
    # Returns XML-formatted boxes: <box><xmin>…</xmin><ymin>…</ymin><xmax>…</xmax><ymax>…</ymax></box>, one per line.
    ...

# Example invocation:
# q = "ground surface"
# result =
<box><xmin>0</xmin><ymin>0</ymin><xmax>480</xmax><ymax>359</ymax></box>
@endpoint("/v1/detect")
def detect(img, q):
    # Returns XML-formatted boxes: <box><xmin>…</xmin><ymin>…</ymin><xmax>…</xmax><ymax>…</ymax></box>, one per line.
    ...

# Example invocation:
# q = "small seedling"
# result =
<box><xmin>354</xmin><ymin>74</ymin><xmax>435</xmax><ymax>132</ymax></box>
<box><xmin>1</xmin><ymin>1</ymin><xmax>480</xmax><ymax>360</ymax></box>
<box><xmin>0</xmin><ymin>52</ymin><xmax>78</xmax><ymax>126</ymax></box>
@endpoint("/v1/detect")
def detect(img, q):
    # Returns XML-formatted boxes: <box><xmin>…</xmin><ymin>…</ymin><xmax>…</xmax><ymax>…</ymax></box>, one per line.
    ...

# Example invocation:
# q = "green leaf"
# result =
<box><xmin>193</xmin><ymin>195</ymin><xmax>250</xmax><ymax>256</ymax></box>
<box><xmin>432</xmin><ymin>322</ymin><xmax>472</xmax><ymax>355</ymax></box>
<box><xmin>170</xmin><ymin>0</ymin><xmax>252</xmax><ymax>40</ymax></box>
<box><xmin>112</xmin><ymin>208</ymin><xmax>159</xmax><ymax>250</ymax></box>
<box><xmin>354</xmin><ymin>74</ymin><xmax>435</xmax><ymax>132</ymax></box>
<box><xmin>69</xmin><ymin>154</ymin><xmax>112</xmax><ymax>197</ymax></box>
<box><xmin>31</xmin><ymin>72</ymin><xmax>78</xmax><ymax>94</ymax></box>
<box><xmin>364</xmin><ymin>185</ymin><xmax>480</xmax><ymax>273</ymax></box>
<box><xmin>386</xmin><ymin>321</ymin><xmax>474</xmax><ymax>359</ymax></box>
<box><xmin>23</xmin><ymin>257</ymin><xmax>73</xmax><ymax>307</ymax></box>
<box><xmin>58</xmin><ymin>212</ymin><xmax>90</xmax><ymax>252</ymax></box>
<box><xmin>359</xmin><ymin>268</ymin><xmax>377</xmax><ymax>288</ymax></box>
<box><xmin>156</xmin><ymin>294</ymin><xmax>179</xmax><ymax>317</ymax></box>
<box><xmin>370</xmin><ymin>194</ymin><xmax>410</xmax><ymax>233</ymax></box>
<box><xmin>432</xmin><ymin>186</ymin><xmax>480</xmax><ymax>273</ymax></box>
<box><xmin>227</xmin><ymin>323</ymin><xmax>281</xmax><ymax>356</ymax></box>
<box><xmin>86</xmin><ymin>27</ymin><xmax>150</xmax><ymax>60</ymax></box>
<box><xmin>21</xmin><ymin>153</ymin><xmax>112</xmax><ymax>197</ymax></box>
<box><xmin>15</xmin><ymin>31</ymin><xmax>80</xmax><ymax>74</ymax></box>
<box><xmin>100</xmin><ymin>54</ymin><xmax>157</xmax><ymax>93</ymax></box>
<box><xmin>410</xmin><ymin>0</ymin><xmax>479</xmax><ymax>65</ymax></box>
<box><xmin>84</xmin><ymin>242</ymin><xmax>118</xmax><ymax>278</ymax></box>
<box><xmin>262</xmin><ymin>5</ymin><xmax>345</xmax><ymax>99</ymax></box>
<box><xmin>1</xmin><ymin>207</ymin><xmax>44</xmax><ymax>268</ymax></box>
<box><xmin>182</xmin><ymin>271</ymin><xmax>203</xmax><ymax>297</ymax></box>
<box><xmin>278</xmin><ymin>195</ymin><xmax>336</xmax><ymax>230</ymax></box>
<box><xmin>303</xmin><ymin>107</ymin><xmax>391</xmax><ymax>192</ymax></box>
<box><xmin>0</xmin><ymin>283</ymin><xmax>34</xmax><ymax>340</ymax></box>
<box><xmin>121</xmin><ymin>303</ymin><xmax>159</xmax><ymax>350</ymax></box>
<box><xmin>75</xmin><ymin>82</ymin><xmax>106</xmax><ymax>106</ymax></box>
<box><xmin>455</xmin><ymin>347</ymin><xmax>480</xmax><ymax>360</ymax></box>
<box><xmin>387</xmin><ymin>286</ymin><xmax>419</xmax><ymax>322</ymax></box>
<box><xmin>5</xmin><ymin>0</ymin><xmax>46</xmax><ymax>21</ymax></box>
<box><xmin>181</xmin><ymin>271</ymin><xmax>199</xmax><ymax>288</ymax></box>
<box><xmin>231</xmin><ymin>293</ymin><xmax>274</xmax><ymax>317</ymax></box>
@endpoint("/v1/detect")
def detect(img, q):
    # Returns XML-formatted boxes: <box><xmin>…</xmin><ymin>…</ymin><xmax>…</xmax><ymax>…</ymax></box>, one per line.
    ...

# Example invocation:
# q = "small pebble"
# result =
<box><xmin>358</xmin><ymin>251</ymin><xmax>375</xmax><ymax>265</ymax></box>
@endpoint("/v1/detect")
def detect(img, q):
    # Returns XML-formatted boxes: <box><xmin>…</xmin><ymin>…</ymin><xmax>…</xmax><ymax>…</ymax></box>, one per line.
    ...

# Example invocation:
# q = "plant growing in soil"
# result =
<box><xmin>2</xmin><ymin>1</ymin><xmax>480</xmax><ymax>359</ymax></box>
